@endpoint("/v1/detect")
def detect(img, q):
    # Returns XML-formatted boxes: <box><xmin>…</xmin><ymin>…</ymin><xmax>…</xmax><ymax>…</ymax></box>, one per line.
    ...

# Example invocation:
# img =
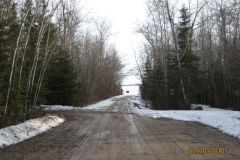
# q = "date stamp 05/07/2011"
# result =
<box><xmin>188</xmin><ymin>147</ymin><xmax>225</xmax><ymax>155</ymax></box>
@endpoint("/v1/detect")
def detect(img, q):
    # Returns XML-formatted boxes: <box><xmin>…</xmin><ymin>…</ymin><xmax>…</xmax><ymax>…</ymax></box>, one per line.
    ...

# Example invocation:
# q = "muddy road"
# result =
<box><xmin>0</xmin><ymin>97</ymin><xmax>240</xmax><ymax>160</ymax></box>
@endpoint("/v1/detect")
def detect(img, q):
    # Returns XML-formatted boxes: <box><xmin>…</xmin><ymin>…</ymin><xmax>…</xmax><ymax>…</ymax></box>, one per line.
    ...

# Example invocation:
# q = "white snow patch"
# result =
<box><xmin>42</xmin><ymin>95</ymin><xmax>126</xmax><ymax>112</ymax></box>
<box><xmin>41</xmin><ymin>105</ymin><xmax>81</xmax><ymax>111</ymax></box>
<box><xmin>190</xmin><ymin>104</ymin><xmax>228</xmax><ymax>111</ymax></box>
<box><xmin>131</xmin><ymin>96</ymin><xmax>240</xmax><ymax>139</ymax></box>
<box><xmin>82</xmin><ymin>95</ymin><xmax>125</xmax><ymax>111</ymax></box>
<box><xmin>0</xmin><ymin>115</ymin><xmax>65</xmax><ymax>148</ymax></box>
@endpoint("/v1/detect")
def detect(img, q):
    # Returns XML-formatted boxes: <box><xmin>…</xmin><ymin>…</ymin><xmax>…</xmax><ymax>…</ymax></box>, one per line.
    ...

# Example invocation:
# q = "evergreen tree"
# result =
<box><xmin>141</xmin><ymin>55</ymin><xmax>168</xmax><ymax>109</ymax></box>
<box><xmin>177</xmin><ymin>6</ymin><xmax>201</xmax><ymax>104</ymax></box>
<box><xmin>0</xmin><ymin>1</ymin><xmax>20</xmax><ymax>123</ymax></box>
<box><xmin>141</xmin><ymin>7</ymin><xmax>201</xmax><ymax>110</ymax></box>
<box><xmin>150</xmin><ymin>64</ymin><xmax>167</xmax><ymax>109</ymax></box>
<box><xmin>46</xmin><ymin>49</ymin><xmax>80</xmax><ymax>105</ymax></box>
<box><xmin>167</xmin><ymin>52</ymin><xmax>184</xmax><ymax>108</ymax></box>
<box><xmin>141</xmin><ymin>56</ymin><xmax>152</xmax><ymax>101</ymax></box>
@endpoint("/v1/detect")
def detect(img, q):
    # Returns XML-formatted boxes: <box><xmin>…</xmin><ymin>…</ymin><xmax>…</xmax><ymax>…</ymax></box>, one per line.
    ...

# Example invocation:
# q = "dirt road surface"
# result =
<box><xmin>0</xmin><ymin>97</ymin><xmax>240</xmax><ymax>160</ymax></box>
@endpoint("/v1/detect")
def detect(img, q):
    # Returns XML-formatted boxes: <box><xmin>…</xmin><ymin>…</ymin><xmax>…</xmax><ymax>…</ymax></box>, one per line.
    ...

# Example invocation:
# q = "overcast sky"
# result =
<box><xmin>83</xmin><ymin>0</ymin><xmax>147</xmax><ymax>85</ymax></box>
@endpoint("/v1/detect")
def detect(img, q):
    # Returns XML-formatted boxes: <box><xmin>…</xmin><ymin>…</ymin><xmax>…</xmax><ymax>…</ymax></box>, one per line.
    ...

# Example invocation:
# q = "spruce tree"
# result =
<box><xmin>178</xmin><ymin>6</ymin><xmax>201</xmax><ymax>104</ymax></box>
<box><xmin>141</xmin><ymin>56</ymin><xmax>168</xmax><ymax>109</ymax></box>
<box><xmin>0</xmin><ymin>1</ymin><xmax>20</xmax><ymax>123</ymax></box>
<box><xmin>141</xmin><ymin>56</ymin><xmax>152</xmax><ymax>101</ymax></box>
<box><xmin>46</xmin><ymin>49</ymin><xmax>79</xmax><ymax>105</ymax></box>
<box><xmin>150</xmin><ymin>63</ymin><xmax>167</xmax><ymax>109</ymax></box>
<box><xmin>167</xmin><ymin>52</ymin><xmax>184</xmax><ymax>108</ymax></box>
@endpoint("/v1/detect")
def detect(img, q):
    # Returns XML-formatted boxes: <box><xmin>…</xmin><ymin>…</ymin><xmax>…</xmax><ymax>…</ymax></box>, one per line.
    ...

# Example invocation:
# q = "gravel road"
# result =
<box><xmin>0</xmin><ymin>97</ymin><xmax>240</xmax><ymax>160</ymax></box>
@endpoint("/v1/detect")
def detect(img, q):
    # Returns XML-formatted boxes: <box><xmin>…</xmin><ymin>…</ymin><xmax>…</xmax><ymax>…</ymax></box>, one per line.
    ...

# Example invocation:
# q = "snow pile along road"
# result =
<box><xmin>0</xmin><ymin>115</ymin><xmax>65</xmax><ymax>148</ymax></box>
<box><xmin>131</xmin><ymin>96</ymin><xmax>240</xmax><ymax>139</ymax></box>
<box><xmin>82</xmin><ymin>95</ymin><xmax>125</xmax><ymax>111</ymax></box>
<box><xmin>42</xmin><ymin>95</ymin><xmax>125</xmax><ymax>111</ymax></box>
<box><xmin>41</xmin><ymin>105</ymin><xmax>81</xmax><ymax>111</ymax></box>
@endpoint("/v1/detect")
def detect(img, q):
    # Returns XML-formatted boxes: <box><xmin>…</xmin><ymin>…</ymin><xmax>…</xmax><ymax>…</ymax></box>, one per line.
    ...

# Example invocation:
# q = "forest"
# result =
<box><xmin>1</xmin><ymin>0</ymin><xmax>240</xmax><ymax>159</ymax></box>
<box><xmin>0</xmin><ymin>0</ymin><xmax>123</xmax><ymax>127</ymax></box>
<box><xmin>139</xmin><ymin>0</ymin><xmax>240</xmax><ymax>110</ymax></box>
<box><xmin>1</xmin><ymin>0</ymin><xmax>240</xmax><ymax>128</ymax></box>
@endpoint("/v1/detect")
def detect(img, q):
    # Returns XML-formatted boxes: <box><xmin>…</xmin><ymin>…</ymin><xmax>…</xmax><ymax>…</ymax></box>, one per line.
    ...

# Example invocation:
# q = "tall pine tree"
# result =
<box><xmin>178</xmin><ymin>6</ymin><xmax>201</xmax><ymax>104</ymax></box>
<box><xmin>46</xmin><ymin>49</ymin><xmax>82</xmax><ymax>105</ymax></box>
<box><xmin>0</xmin><ymin>1</ymin><xmax>20</xmax><ymax>123</ymax></box>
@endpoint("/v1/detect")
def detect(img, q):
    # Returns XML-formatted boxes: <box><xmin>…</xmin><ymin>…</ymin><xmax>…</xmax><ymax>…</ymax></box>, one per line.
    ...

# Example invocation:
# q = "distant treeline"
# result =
<box><xmin>0</xmin><ymin>0</ymin><xmax>123</xmax><ymax>127</ymax></box>
<box><xmin>139</xmin><ymin>0</ymin><xmax>240</xmax><ymax>110</ymax></box>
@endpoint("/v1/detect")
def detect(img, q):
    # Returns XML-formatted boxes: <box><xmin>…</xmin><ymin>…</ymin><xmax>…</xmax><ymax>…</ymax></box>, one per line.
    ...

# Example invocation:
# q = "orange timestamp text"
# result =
<box><xmin>188</xmin><ymin>147</ymin><xmax>225</xmax><ymax>155</ymax></box>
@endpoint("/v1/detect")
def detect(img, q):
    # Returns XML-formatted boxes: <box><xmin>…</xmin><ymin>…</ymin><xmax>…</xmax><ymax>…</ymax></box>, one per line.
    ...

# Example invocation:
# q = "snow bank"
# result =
<box><xmin>131</xmin><ymin>96</ymin><xmax>240</xmax><ymax>139</ymax></box>
<box><xmin>41</xmin><ymin>105</ymin><xmax>81</xmax><ymax>111</ymax></box>
<box><xmin>42</xmin><ymin>95</ymin><xmax>125</xmax><ymax>111</ymax></box>
<box><xmin>190</xmin><ymin>104</ymin><xmax>227</xmax><ymax>111</ymax></box>
<box><xmin>0</xmin><ymin>115</ymin><xmax>65</xmax><ymax>148</ymax></box>
<box><xmin>82</xmin><ymin>95</ymin><xmax>125</xmax><ymax>111</ymax></box>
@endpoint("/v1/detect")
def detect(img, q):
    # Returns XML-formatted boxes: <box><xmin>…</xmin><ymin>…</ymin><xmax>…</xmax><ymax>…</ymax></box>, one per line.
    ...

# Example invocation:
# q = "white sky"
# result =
<box><xmin>83</xmin><ymin>0</ymin><xmax>147</xmax><ymax>85</ymax></box>
<box><xmin>80</xmin><ymin>0</ymin><xmax>192</xmax><ymax>94</ymax></box>
<box><xmin>122</xmin><ymin>86</ymin><xmax>140</xmax><ymax>95</ymax></box>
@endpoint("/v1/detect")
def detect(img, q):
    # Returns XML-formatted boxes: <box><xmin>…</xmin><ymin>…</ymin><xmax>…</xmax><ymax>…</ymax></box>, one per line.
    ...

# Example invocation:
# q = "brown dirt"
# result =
<box><xmin>0</xmin><ymin>97</ymin><xmax>240</xmax><ymax>160</ymax></box>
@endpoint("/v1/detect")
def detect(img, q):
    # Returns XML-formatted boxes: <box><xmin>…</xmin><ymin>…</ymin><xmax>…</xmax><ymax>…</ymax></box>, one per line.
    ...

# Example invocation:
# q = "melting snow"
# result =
<box><xmin>41</xmin><ymin>105</ymin><xmax>80</xmax><ymax>111</ymax></box>
<box><xmin>41</xmin><ymin>95</ymin><xmax>240</xmax><ymax>139</ymax></box>
<box><xmin>0</xmin><ymin>115</ymin><xmax>65</xmax><ymax>148</ymax></box>
<box><xmin>131</xmin><ymin>96</ymin><xmax>240</xmax><ymax>139</ymax></box>
<box><xmin>82</xmin><ymin>95</ymin><xmax>125</xmax><ymax>111</ymax></box>
<box><xmin>42</xmin><ymin>95</ymin><xmax>125</xmax><ymax>111</ymax></box>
